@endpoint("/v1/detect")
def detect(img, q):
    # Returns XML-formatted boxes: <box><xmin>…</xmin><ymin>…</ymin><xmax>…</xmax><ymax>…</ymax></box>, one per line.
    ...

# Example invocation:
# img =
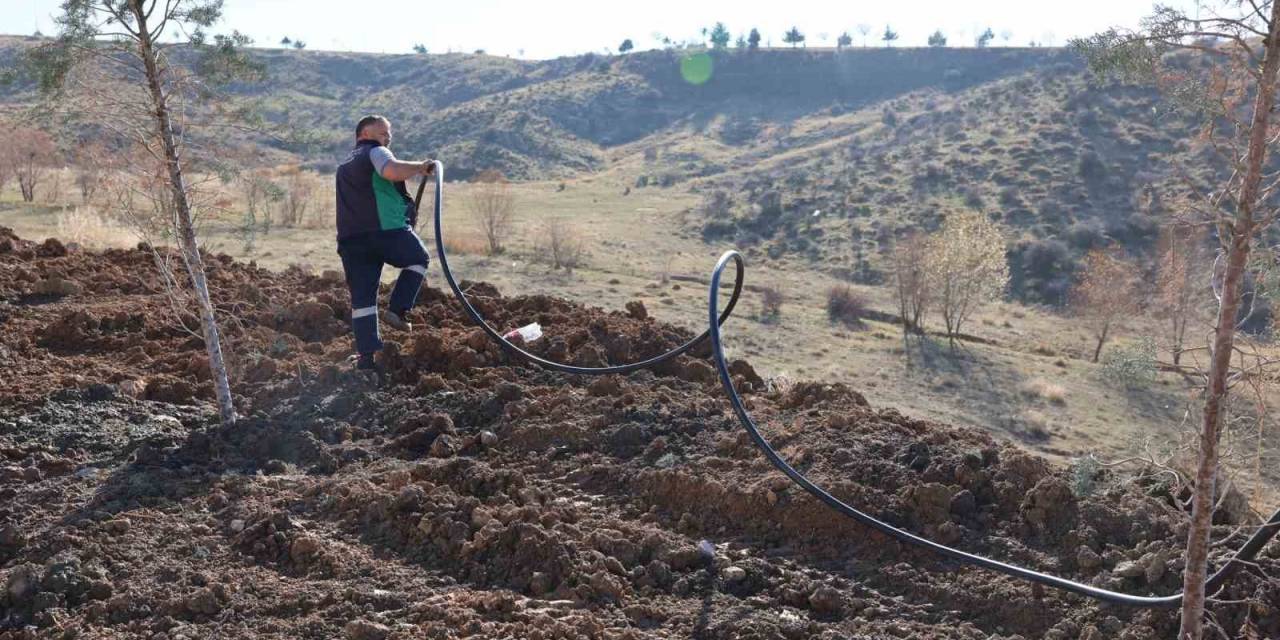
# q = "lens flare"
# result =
<box><xmin>680</xmin><ymin>53</ymin><xmax>713</xmax><ymax>85</ymax></box>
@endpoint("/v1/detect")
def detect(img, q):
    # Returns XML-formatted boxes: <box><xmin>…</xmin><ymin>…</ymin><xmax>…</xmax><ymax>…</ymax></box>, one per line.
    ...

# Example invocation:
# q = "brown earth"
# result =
<box><xmin>1</xmin><ymin>226</ymin><xmax>1278</xmax><ymax>639</ymax></box>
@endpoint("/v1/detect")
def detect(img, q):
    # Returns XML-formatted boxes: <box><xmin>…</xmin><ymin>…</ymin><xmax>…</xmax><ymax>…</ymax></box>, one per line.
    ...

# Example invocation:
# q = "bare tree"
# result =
<box><xmin>856</xmin><ymin>23</ymin><xmax>871</xmax><ymax>47</ymax></box>
<box><xmin>238</xmin><ymin>169</ymin><xmax>282</xmax><ymax>248</ymax></box>
<box><xmin>466</xmin><ymin>169</ymin><xmax>516</xmax><ymax>255</ymax></box>
<box><xmin>73</xmin><ymin>142</ymin><xmax>109</xmax><ymax>205</ymax></box>
<box><xmin>277</xmin><ymin>165</ymin><xmax>319</xmax><ymax>227</ymax></box>
<box><xmin>0</xmin><ymin>144</ymin><xmax>11</xmax><ymax>195</ymax></box>
<box><xmin>1071</xmin><ymin>248</ymin><xmax>1139</xmax><ymax>363</ymax></box>
<box><xmin>1076</xmin><ymin>4</ymin><xmax>1280</xmax><ymax>637</ymax></box>
<box><xmin>4</xmin><ymin>128</ymin><xmax>58</xmax><ymax>202</ymax></box>
<box><xmin>539</xmin><ymin>217</ymin><xmax>586</xmax><ymax>272</ymax></box>
<box><xmin>43</xmin><ymin>167</ymin><xmax>66</xmax><ymax>204</ymax></box>
<box><xmin>27</xmin><ymin>0</ymin><xmax>267</xmax><ymax>427</ymax></box>
<box><xmin>926</xmin><ymin>210</ymin><xmax>1009</xmax><ymax>347</ymax></box>
<box><xmin>759</xmin><ymin>284</ymin><xmax>784</xmax><ymax>323</ymax></box>
<box><xmin>890</xmin><ymin>231</ymin><xmax>930</xmax><ymax>334</ymax></box>
<box><xmin>1157</xmin><ymin>224</ymin><xmax>1210</xmax><ymax>366</ymax></box>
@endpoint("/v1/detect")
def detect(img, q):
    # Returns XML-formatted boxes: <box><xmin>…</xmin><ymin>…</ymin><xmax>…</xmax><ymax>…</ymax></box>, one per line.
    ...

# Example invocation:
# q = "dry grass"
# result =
<box><xmin>826</xmin><ymin>285</ymin><xmax>868</xmax><ymax>327</ymax></box>
<box><xmin>1022</xmin><ymin>377</ymin><xmax>1068</xmax><ymax>406</ymax></box>
<box><xmin>54</xmin><ymin>206</ymin><xmax>136</xmax><ymax>249</ymax></box>
<box><xmin>438</xmin><ymin>230</ymin><xmax>489</xmax><ymax>256</ymax></box>
<box><xmin>759</xmin><ymin>285</ymin><xmax>785</xmax><ymax>323</ymax></box>
<box><xmin>1020</xmin><ymin>408</ymin><xmax>1053</xmax><ymax>441</ymax></box>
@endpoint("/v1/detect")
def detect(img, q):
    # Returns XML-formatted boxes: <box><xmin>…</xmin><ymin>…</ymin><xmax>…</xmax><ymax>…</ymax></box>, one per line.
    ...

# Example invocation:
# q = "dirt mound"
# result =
<box><xmin>2</xmin><ymin>230</ymin><xmax>1279</xmax><ymax>638</ymax></box>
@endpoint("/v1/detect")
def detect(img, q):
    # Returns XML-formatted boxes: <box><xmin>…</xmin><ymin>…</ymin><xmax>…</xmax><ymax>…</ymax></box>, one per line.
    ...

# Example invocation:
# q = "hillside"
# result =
<box><xmin>0</xmin><ymin>37</ymin><xmax>1213</xmax><ymax>303</ymax></box>
<box><xmin>0</xmin><ymin>36</ymin><xmax>1087</xmax><ymax>180</ymax></box>
<box><xmin>683</xmin><ymin>67</ymin><xmax>1201</xmax><ymax>304</ymax></box>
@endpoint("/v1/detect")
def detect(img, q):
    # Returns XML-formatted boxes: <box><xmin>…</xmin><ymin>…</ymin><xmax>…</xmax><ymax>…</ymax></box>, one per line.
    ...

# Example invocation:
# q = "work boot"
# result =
<box><xmin>353</xmin><ymin>353</ymin><xmax>377</xmax><ymax>371</ymax></box>
<box><xmin>385</xmin><ymin>309</ymin><xmax>412</xmax><ymax>332</ymax></box>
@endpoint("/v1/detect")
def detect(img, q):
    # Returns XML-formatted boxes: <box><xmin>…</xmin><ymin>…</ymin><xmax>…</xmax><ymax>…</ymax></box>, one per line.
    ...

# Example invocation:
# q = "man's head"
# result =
<box><xmin>355</xmin><ymin>115</ymin><xmax>391</xmax><ymax>146</ymax></box>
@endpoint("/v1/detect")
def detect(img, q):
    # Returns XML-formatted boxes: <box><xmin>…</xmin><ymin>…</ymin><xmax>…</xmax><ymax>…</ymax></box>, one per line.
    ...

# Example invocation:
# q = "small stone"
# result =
<box><xmin>344</xmin><ymin>620</ymin><xmax>390</xmax><ymax>640</ymax></box>
<box><xmin>662</xmin><ymin>546</ymin><xmax>709</xmax><ymax>571</ymax></box>
<box><xmin>1113</xmin><ymin>560</ymin><xmax>1145</xmax><ymax>578</ymax></box>
<box><xmin>186</xmin><ymin>587</ymin><xmax>222</xmax><ymax>615</ymax></box>
<box><xmin>809</xmin><ymin>586</ymin><xmax>843</xmax><ymax>615</ymax></box>
<box><xmin>494</xmin><ymin>383</ymin><xmax>523</xmax><ymax>403</ymax></box>
<box><xmin>262</xmin><ymin>459</ymin><xmax>289</xmax><ymax>475</ymax></box>
<box><xmin>117</xmin><ymin>379</ymin><xmax>147</xmax><ymax>399</ymax></box>
<box><xmin>87</xmin><ymin>580</ymin><xmax>113</xmax><ymax>601</ymax></box>
<box><xmin>589</xmin><ymin>570</ymin><xmax>625</xmax><ymax>600</ymax></box>
<box><xmin>936</xmin><ymin>521</ymin><xmax>963</xmax><ymax>545</ymax></box>
<box><xmin>479</xmin><ymin>431</ymin><xmax>499</xmax><ymax>447</ymax></box>
<box><xmin>529</xmin><ymin>572</ymin><xmax>554</xmax><ymax>596</ymax></box>
<box><xmin>153</xmin><ymin>415</ymin><xmax>183</xmax><ymax>430</ymax></box>
<box><xmin>587</xmin><ymin>376</ymin><xmax>623</xmax><ymax>397</ymax></box>
<box><xmin>229</xmin><ymin>519</ymin><xmax>246</xmax><ymax>533</ymax></box>
<box><xmin>22</xmin><ymin>467</ymin><xmax>42</xmax><ymax>483</ymax></box>
<box><xmin>429</xmin><ymin>413</ymin><xmax>455</xmax><ymax>433</ymax></box>
<box><xmin>625</xmin><ymin>300</ymin><xmax>648</xmax><ymax>320</ymax></box>
<box><xmin>290</xmin><ymin>536</ymin><xmax>323</xmax><ymax>564</ymax></box>
<box><xmin>37</xmin><ymin>238</ymin><xmax>68</xmax><ymax>257</ymax></box>
<box><xmin>723</xmin><ymin>566</ymin><xmax>747</xmax><ymax>582</ymax></box>
<box><xmin>33</xmin><ymin>277</ymin><xmax>83</xmax><ymax>297</ymax></box>
<box><xmin>681</xmin><ymin>360</ymin><xmax>716</xmax><ymax>383</ymax></box>
<box><xmin>1077</xmin><ymin>546</ymin><xmax>1102</xmax><ymax>570</ymax></box>
<box><xmin>697</xmin><ymin>539</ymin><xmax>716</xmax><ymax>560</ymax></box>
<box><xmin>904</xmin><ymin>483</ymin><xmax>954</xmax><ymax>525</ymax></box>
<box><xmin>429</xmin><ymin>435</ymin><xmax>457</xmax><ymax>458</ymax></box>
<box><xmin>104</xmin><ymin>519</ymin><xmax>130</xmax><ymax>535</ymax></box>
<box><xmin>1143</xmin><ymin>550</ymin><xmax>1169</xmax><ymax>584</ymax></box>
<box><xmin>383</xmin><ymin>469</ymin><xmax>411</xmax><ymax>490</ymax></box>
<box><xmin>471</xmin><ymin>507</ymin><xmax>494</xmax><ymax>528</ymax></box>
<box><xmin>949</xmin><ymin>489</ymin><xmax>978</xmax><ymax>517</ymax></box>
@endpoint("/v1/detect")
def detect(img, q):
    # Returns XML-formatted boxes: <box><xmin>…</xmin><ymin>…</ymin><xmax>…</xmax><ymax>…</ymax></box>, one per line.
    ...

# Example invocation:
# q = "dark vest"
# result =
<box><xmin>335</xmin><ymin>139</ymin><xmax>415</xmax><ymax>240</ymax></box>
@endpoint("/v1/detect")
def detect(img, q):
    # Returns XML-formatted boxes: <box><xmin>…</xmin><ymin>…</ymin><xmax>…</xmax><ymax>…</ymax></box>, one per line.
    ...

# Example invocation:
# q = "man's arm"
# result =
<box><xmin>370</xmin><ymin>146</ymin><xmax>434</xmax><ymax>182</ymax></box>
<box><xmin>380</xmin><ymin>158</ymin><xmax>434</xmax><ymax>182</ymax></box>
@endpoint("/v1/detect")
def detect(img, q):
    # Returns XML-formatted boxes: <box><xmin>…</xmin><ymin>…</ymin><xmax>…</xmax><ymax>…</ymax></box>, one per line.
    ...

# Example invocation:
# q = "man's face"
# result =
<box><xmin>365</xmin><ymin>120</ymin><xmax>392</xmax><ymax>147</ymax></box>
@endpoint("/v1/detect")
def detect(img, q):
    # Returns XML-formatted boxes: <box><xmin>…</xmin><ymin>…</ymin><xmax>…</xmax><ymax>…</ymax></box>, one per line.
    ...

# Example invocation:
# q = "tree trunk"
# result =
<box><xmin>130</xmin><ymin>1</ymin><xmax>237</xmax><ymax>427</ymax></box>
<box><xmin>1172</xmin><ymin>314</ymin><xmax>1184</xmax><ymax>366</ymax></box>
<box><xmin>1092</xmin><ymin>323</ymin><xmax>1109</xmax><ymax>363</ymax></box>
<box><xmin>1179</xmin><ymin>7</ymin><xmax>1280</xmax><ymax>637</ymax></box>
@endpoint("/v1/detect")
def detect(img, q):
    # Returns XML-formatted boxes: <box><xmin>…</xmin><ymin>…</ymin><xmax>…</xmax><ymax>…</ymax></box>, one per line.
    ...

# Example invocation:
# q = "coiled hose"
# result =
<box><xmin>419</xmin><ymin>161</ymin><xmax>1280</xmax><ymax>608</ymax></box>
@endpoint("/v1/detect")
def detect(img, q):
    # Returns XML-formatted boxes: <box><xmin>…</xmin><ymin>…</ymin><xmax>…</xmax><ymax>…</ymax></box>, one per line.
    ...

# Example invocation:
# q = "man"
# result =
<box><xmin>336</xmin><ymin>115</ymin><xmax>435</xmax><ymax>370</ymax></box>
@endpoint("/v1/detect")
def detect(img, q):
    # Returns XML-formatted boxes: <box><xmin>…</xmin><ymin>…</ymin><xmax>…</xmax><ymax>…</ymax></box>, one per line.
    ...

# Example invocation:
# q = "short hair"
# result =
<box><xmin>355</xmin><ymin>115</ymin><xmax>388</xmax><ymax>138</ymax></box>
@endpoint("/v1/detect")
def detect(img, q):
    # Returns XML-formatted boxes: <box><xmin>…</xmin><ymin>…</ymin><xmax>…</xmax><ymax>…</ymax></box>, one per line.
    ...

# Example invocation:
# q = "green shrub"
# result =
<box><xmin>1101</xmin><ymin>336</ymin><xmax>1157</xmax><ymax>388</ymax></box>
<box><xmin>1069</xmin><ymin>456</ymin><xmax>1100</xmax><ymax>498</ymax></box>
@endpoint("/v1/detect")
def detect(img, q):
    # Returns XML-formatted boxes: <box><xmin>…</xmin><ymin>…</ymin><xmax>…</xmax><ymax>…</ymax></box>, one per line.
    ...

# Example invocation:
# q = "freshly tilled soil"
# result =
<box><xmin>1</xmin><ymin>227</ymin><xmax>1278</xmax><ymax>639</ymax></box>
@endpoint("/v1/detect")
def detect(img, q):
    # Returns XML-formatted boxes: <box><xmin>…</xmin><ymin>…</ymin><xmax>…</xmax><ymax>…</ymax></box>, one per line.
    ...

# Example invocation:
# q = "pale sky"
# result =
<box><xmin>1</xmin><ymin>0</ymin><xmax>1200</xmax><ymax>59</ymax></box>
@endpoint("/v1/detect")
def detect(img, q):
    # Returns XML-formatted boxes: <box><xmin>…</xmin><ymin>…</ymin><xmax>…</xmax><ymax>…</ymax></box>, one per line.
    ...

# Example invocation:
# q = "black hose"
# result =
<box><xmin>708</xmin><ymin>250</ymin><xmax>1280</xmax><ymax>608</ymax></box>
<box><xmin>421</xmin><ymin>161</ymin><xmax>1280</xmax><ymax>608</ymax></box>
<box><xmin>420</xmin><ymin>160</ymin><xmax>744</xmax><ymax>375</ymax></box>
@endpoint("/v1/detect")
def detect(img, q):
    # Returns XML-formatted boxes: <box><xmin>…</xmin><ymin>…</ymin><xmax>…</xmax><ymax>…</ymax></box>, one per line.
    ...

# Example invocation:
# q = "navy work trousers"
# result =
<box><xmin>337</xmin><ymin>228</ymin><xmax>430</xmax><ymax>356</ymax></box>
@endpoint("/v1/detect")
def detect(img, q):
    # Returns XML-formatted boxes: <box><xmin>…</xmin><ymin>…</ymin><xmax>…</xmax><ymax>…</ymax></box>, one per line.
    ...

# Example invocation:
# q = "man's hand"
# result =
<box><xmin>419</xmin><ymin>161</ymin><xmax>436</xmax><ymax>177</ymax></box>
